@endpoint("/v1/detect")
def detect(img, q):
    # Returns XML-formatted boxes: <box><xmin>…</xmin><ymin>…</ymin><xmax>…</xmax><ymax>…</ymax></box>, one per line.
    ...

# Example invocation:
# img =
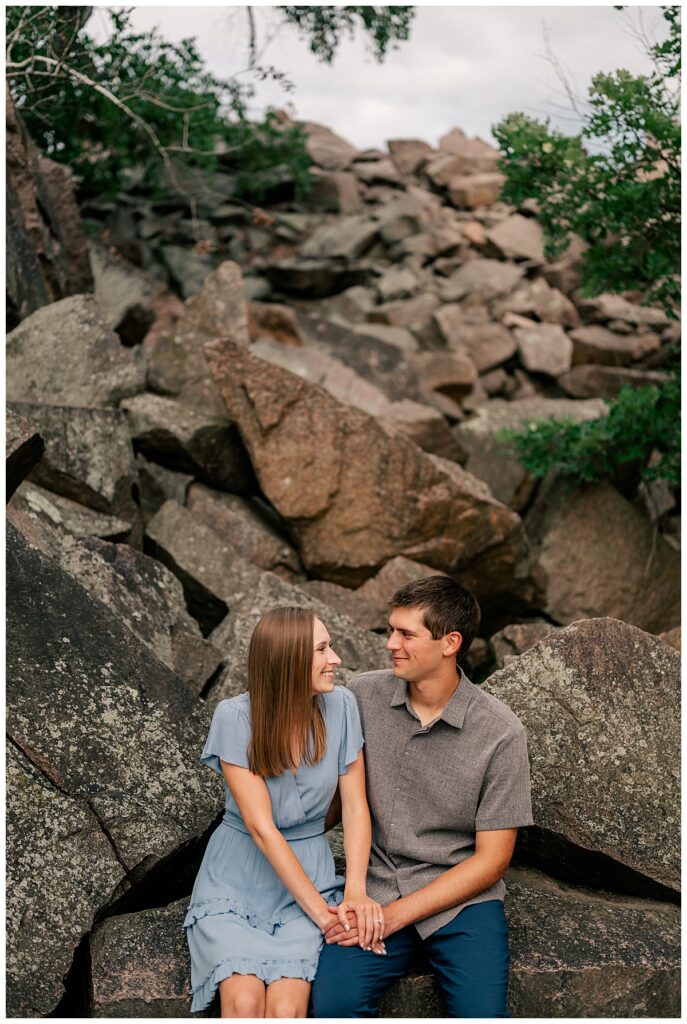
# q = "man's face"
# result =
<box><xmin>385</xmin><ymin>605</ymin><xmax>448</xmax><ymax>683</ymax></box>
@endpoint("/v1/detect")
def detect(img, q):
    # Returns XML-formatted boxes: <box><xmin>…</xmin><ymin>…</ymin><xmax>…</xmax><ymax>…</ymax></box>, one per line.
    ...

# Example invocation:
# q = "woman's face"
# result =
<box><xmin>311</xmin><ymin>617</ymin><xmax>341</xmax><ymax>695</ymax></box>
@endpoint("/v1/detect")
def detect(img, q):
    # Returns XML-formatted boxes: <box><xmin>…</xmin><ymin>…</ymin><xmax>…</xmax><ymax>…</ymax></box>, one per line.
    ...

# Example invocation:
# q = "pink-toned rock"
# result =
<box><xmin>249</xmin><ymin>301</ymin><xmax>305</xmax><ymax>346</ymax></box>
<box><xmin>308</xmin><ymin>168</ymin><xmax>363</xmax><ymax>213</ymax></box>
<box><xmin>541</xmin><ymin>234</ymin><xmax>588</xmax><ymax>294</ymax></box>
<box><xmin>367</xmin><ymin>292</ymin><xmax>440</xmax><ymax>330</ymax></box>
<box><xmin>485</xmin><ymin>214</ymin><xmax>545</xmax><ymax>263</ymax></box>
<box><xmin>356</xmin><ymin>556</ymin><xmax>448</xmax><ymax>629</ymax></box>
<box><xmin>204</xmin><ymin>338</ymin><xmax>525</xmax><ymax>601</ymax></box>
<box><xmin>514</xmin><ymin>322</ymin><xmax>573</xmax><ymax>377</ymax></box>
<box><xmin>414</xmin><ymin>350</ymin><xmax>478</xmax><ymax>402</ymax></box>
<box><xmin>387</xmin><ymin>138</ymin><xmax>434</xmax><ymax>176</ymax></box>
<box><xmin>379</xmin><ymin>400</ymin><xmax>466</xmax><ymax>463</ymax></box>
<box><xmin>460</xmin><ymin>220</ymin><xmax>488</xmax><ymax>247</ymax></box>
<box><xmin>434</xmin><ymin>306</ymin><xmax>517</xmax><ymax>371</ymax></box>
<box><xmin>302</xmin><ymin>122</ymin><xmax>357</xmax><ymax>170</ymax></box>
<box><xmin>351</xmin><ymin>158</ymin><xmax>402</xmax><ymax>186</ymax></box>
<box><xmin>570</xmin><ymin>325</ymin><xmax>661</xmax><ymax>366</ymax></box>
<box><xmin>489</xmin><ymin>621</ymin><xmax>561</xmax><ymax>669</ymax></box>
<box><xmin>658</xmin><ymin>627</ymin><xmax>681</xmax><ymax>652</ymax></box>
<box><xmin>447</xmin><ymin>173</ymin><xmax>506</xmax><ymax>209</ymax></box>
<box><xmin>526</xmin><ymin>479</ymin><xmax>681</xmax><ymax>633</ymax></box>
<box><xmin>575</xmin><ymin>294</ymin><xmax>669</xmax><ymax>329</ymax></box>
<box><xmin>440</xmin><ymin>259</ymin><xmax>524</xmax><ymax>303</ymax></box>
<box><xmin>438</xmin><ymin>128</ymin><xmax>500</xmax><ymax>165</ymax></box>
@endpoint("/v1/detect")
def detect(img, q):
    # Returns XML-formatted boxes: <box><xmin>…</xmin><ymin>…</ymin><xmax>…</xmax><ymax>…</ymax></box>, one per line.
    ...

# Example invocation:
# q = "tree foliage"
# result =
<box><xmin>6</xmin><ymin>5</ymin><xmax>412</xmax><ymax>203</ymax></box>
<box><xmin>279</xmin><ymin>6</ymin><xmax>414</xmax><ymax>63</ymax></box>
<box><xmin>493</xmin><ymin>7</ymin><xmax>680</xmax><ymax>314</ymax></box>
<box><xmin>493</xmin><ymin>7</ymin><xmax>680</xmax><ymax>489</ymax></box>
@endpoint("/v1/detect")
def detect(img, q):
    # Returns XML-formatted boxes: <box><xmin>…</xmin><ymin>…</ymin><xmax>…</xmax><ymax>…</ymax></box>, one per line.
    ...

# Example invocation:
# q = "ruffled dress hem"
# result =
<box><xmin>190</xmin><ymin>955</ymin><xmax>318</xmax><ymax>1013</ymax></box>
<box><xmin>183</xmin><ymin>887</ymin><xmax>343</xmax><ymax>935</ymax></box>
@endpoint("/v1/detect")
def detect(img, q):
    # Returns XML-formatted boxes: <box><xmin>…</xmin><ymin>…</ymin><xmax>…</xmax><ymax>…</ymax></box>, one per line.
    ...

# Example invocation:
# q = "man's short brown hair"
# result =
<box><xmin>389</xmin><ymin>575</ymin><xmax>481</xmax><ymax>658</ymax></box>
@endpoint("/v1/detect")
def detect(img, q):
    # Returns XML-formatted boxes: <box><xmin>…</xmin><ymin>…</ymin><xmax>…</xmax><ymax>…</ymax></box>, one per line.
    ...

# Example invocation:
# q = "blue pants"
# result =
<box><xmin>311</xmin><ymin>900</ymin><xmax>510</xmax><ymax>1018</ymax></box>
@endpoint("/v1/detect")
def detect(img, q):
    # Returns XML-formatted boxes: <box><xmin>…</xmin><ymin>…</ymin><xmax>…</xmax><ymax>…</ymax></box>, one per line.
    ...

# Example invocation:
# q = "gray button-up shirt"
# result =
<box><xmin>347</xmin><ymin>668</ymin><xmax>533</xmax><ymax>938</ymax></box>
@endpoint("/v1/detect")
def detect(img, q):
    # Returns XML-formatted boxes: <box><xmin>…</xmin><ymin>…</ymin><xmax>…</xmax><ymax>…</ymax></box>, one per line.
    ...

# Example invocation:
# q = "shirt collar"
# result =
<box><xmin>390</xmin><ymin>666</ymin><xmax>475</xmax><ymax>729</ymax></box>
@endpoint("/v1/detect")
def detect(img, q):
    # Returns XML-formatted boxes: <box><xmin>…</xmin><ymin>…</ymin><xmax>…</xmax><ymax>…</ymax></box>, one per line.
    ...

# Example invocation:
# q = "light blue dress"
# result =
<box><xmin>184</xmin><ymin>686</ymin><xmax>364</xmax><ymax>1013</ymax></box>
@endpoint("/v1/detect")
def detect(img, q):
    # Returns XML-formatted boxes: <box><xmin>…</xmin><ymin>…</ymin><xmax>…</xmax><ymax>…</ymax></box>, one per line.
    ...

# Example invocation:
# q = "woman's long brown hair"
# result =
<box><xmin>247</xmin><ymin>607</ymin><xmax>327</xmax><ymax>777</ymax></box>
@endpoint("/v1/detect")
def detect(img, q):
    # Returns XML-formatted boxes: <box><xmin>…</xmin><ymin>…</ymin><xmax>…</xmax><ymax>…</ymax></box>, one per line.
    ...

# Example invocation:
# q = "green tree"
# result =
<box><xmin>493</xmin><ymin>7</ymin><xmax>680</xmax><ymax>488</ymax></box>
<box><xmin>6</xmin><ymin>5</ymin><xmax>414</xmax><ymax>203</ymax></box>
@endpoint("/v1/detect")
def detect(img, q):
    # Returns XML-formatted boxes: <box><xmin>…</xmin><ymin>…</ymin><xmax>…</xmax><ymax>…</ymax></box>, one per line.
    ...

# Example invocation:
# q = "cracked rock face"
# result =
<box><xmin>484</xmin><ymin>618</ymin><xmax>680</xmax><ymax>893</ymax></box>
<box><xmin>203</xmin><ymin>338</ymin><xmax>526</xmax><ymax>599</ymax></box>
<box><xmin>6</xmin><ymin>524</ymin><xmax>223</xmax><ymax>1015</ymax></box>
<box><xmin>6</xmin><ymin>407</ymin><xmax>44</xmax><ymax>501</ymax></box>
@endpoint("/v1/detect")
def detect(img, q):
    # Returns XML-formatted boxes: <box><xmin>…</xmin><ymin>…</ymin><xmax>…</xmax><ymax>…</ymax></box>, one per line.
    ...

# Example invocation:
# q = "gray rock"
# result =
<box><xmin>351</xmin><ymin>157</ymin><xmax>403</xmax><ymax>186</ymax></box>
<box><xmin>89</xmin><ymin>243</ymin><xmax>160</xmax><ymax>344</ymax></box>
<box><xmin>453</xmin><ymin>398</ymin><xmax>607</xmax><ymax>509</ymax></box>
<box><xmin>318</xmin><ymin>285</ymin><xmax>376</xmax><ymax>323</ymax></box>
<box><xmin>261</xmin><ymin>258</ymin><xmax>371</xmax><ymax>298</ymax></box>
<box><xmin>7</xmin><ymin>741</ymin><xmax>124</xmax><ymax>1017</ymax></box>
<box><xmin>355</xmin><ymin>556</ymin><xmax>447</xmax><ymax>630</ymax></box>
<box><xmin>484</xmin><ymin>618</ymin><xmax>680</xmax><ymax>893</ymax></box>
<box><xmin>9</xmin><ymin>402</ymin><xmax>138</xmax><ymax>524</ymax></box>
<box><xmin>489</xmin><ymin>620</ymin><xmax>561</xmax><ymax>669</ymax></box>
<box><xmin>434</xmin><ymin>306</ymin><xmax>517</xmax><ymax>371</ymax></box>
<box><xmin>186</xmin><ymin>483</ymin><xmax>303</xmax><ymax>579</ymax></box>
<box><xmin>8</xmin><ymin>481</ymin><xmax>134</xmax><ymax>543</ymax></box>
<box><xmin>6</xmin><ymin>524</ymin><xmax>221</xmax><ymax>1016</ymax></box>
<box><xmin>446</xmin><ymin>173</ymin><xmax>506</xmax><ymax>209</ymax></box>
<box><xmin>6</xmin><ymin>294</ymin><xmax>145</xmax><ymax>407</ymax></box>
<box><xmin>440</xmin><ymin>259</ymin><xmax>524</xmax><ymax>302</ymax></box>
<box><xmin>298</xmin><ymin>579</ymin><xmax>380</xmax><ymax>631</ymax></box>
<box><xmin>485</xmin><ymin>214</ymin><xmax>545</xmax><ymax>263</ymax></box>
<box><xmin>514</xmin><ymin>321</ymin><xmax>573</xmax><ymax>377</ymax></box>
<box><xmin>121</xmin><ymin>393</ymin><xmax>256</xmax><ymax>495</ymax></box>
<box><xmin>526</xmin><ymin>478</ymin><xmax>681</xmax><ymax>634</ymax></box>
<box><xmin>493</xmin><ymin>276</ymin><xmax>580</xmax><ymax>328</ymax></box>
<box><xmin>367</xmin><ymin>292</ymin><xmax>440</xmax><ymax>331</ymax></box>
<box><xmin>414</xmin><ymin>350</ymin><xmax>478</xmax><ymax>402</ymax></box>
<box><xmin>350</xmin><ymin>322</ymin><xmax>419</xmax><ymax>353</ymax></box>
<box><xmin>376</xmin><ymin>265</ymin><xmax>418</xmax><ymax>303</ymax></box>
<box><xmin>300</xmin><ymin>215</ymin><xmax>380</xmax><ymax>260</ymax></box>
<box><xmin>570</xmin><ymin>325</ymin><xmax>661</xmax><ymax>366</ymax></box>
<box><xmin>161</xmin><ymin>245</ymin><xmax>216</xmax><ymax>299</ymax></box>
<box><xmin>557</xmin><ymin>364</ymin><xmax>667</xmax><ymax>399</ymax></box>
<box><xmin>575</xmin><ymin>293</ymin><xmax>669</xmax><ymax>329</ymax></box>
<box><xmin>135</xmin><ymin>453</ymin><xmax>194</xmax><ymax>525</ymax></box>
<box><xmin>6</xmin><ymin>407</ymin><xmax>44</xmax><ymax>501</ymax></box>
<box><xmin>379</xmin><ymin>400</ymin><xmax>466</xmax><ymax>462</ymax></box>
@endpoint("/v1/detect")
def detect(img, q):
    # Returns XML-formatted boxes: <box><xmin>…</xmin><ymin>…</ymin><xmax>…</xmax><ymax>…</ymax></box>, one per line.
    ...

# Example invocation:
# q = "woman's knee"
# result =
<box><xmin>265</xmin><ymin>997</ymin><xmax>307</xmax><ymax>1018</ymax></box>
<box><xmin>219</xmin><ymin>977</ymin><xmax>266</xmax><ymax>1018</ymax></box>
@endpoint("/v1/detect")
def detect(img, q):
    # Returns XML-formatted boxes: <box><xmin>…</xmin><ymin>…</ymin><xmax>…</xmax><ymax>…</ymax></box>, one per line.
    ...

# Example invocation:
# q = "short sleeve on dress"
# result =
<box><xmin>338</xmin><ymin>686</ymin><xmax>364</xmax><ymax>776</ymax></box>
<box><xmin>200</xmin><ymin>699</ymin><xmax>250</xmax><ymax>775</ymax></box>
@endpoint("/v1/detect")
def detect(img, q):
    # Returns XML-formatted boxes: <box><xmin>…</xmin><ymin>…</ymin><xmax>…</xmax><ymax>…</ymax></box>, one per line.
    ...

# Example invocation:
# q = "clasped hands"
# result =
<box><xmin>322</xmin><ymin>893</ymin><xmax>388</xmax><ymax>955</ymax></box>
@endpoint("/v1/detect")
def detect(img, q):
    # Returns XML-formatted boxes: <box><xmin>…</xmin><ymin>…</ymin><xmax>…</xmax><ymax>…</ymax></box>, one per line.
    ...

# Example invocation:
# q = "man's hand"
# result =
<box><xmin>323</xmin><ymin>900</ymin><xmax>408</xmax><ymax>948</ymax></box>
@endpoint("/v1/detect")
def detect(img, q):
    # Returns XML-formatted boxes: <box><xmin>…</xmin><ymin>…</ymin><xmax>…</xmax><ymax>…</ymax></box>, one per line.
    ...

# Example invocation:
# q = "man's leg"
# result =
<box><xmin>423</xmin><ymin>901</ymin><xmax>510</xmax><ymax>1019</ymax></box>
<box><xmin>310</xmin><ymin>927</ymin><xmax>418</xmax><ymax>1018</ymax></box>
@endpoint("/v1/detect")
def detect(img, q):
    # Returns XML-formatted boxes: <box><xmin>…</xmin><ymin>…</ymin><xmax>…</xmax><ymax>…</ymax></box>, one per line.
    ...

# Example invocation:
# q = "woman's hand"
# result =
<box><xmin>339</xmin><ymin>892</ymin><xmax>385</xmax><ymax>952</ymax></box>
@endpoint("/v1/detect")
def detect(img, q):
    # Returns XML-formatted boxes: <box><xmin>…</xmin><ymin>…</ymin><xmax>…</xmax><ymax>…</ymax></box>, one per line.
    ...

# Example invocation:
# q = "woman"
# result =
<box><xmin>184</xmin><ymin>606</ymin><xmax>384</xmax><ymax>1017</ymax></box>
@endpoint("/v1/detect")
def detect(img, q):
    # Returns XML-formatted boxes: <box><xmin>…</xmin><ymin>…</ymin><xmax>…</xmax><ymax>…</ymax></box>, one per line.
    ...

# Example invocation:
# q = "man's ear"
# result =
<box><xmin>443</xmin><ymin>631</ymin><xmax>463</xmax><ymax>657</ymax></box>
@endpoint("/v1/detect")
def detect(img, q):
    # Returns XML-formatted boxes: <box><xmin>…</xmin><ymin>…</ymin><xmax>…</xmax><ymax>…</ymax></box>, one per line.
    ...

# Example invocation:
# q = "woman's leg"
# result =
<box><xmin>219</xmin><ymin>974</ymin><xmax>266</xmax><ymax>1018</ymax></box>
<box><xmin>264</xmin><ymin>978</ymin><xmax>311</xmax><ymax>1018</ymax></box>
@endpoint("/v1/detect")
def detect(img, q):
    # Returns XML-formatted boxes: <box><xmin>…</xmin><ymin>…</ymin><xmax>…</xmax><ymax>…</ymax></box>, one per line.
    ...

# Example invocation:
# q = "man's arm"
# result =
<box><xmin>324</xmin><ymin>829</ymin><xmax>517</xmax><ymax>943</ymax></box>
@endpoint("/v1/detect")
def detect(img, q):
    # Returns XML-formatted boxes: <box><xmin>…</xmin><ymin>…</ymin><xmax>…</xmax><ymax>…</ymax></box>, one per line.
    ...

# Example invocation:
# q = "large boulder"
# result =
<box><xmin>492</xmin><ymin>277</ymin><xmax>580</xmax><ymax>328</ymax></box>
<box><xmin>6</xmin><ymin>407</ymin><xmax>44</xmax><ymax>501</ymax></box>
<box><xmin>146</xmin><ymin>261</ymin><xmax>250</xmax><ymax>417</ymax></box>
<box><xmin>387</xmin><ymin>138</ymin><xmax>434</xmax><ymax>176</ymax></box>
<box><xmin>570</xmin><ymin>325</ymin><xmax>661</xmax><ymax>366</ymax></box>
<box><xmin>6</xmin><ymin>294</ymin><xmax>145</xmax><ymax>407</ymax></box>
<box><xmin>453</xmin><ymin>398</ymin><xmax>607</xmax><ymax>510</ymax></box>
<box><xmin>514</xmin><ymin>321</ymin><xmax>573</xmax><ymax>377</ymax></box>
<box><xmin>203</xmin><ymin>339</ymin><xmax>526</xmax><ymax>605</ymax></box>
<box><xmin>440</xmin><ymin>259</ymin><xmax>524</xmax><ymax>303</ymax></box>
<box><xmin>302</xmin><ymin>122</ymin><xmax>358</xmax><ymax>170</ymax></box>
<box><xmin>86</xmin><ymin>866</ymin><xmax>680</xmax><ymax>1019</ymax></box>
<box><xmin>6</xmin><ymin>524</ymin><xmax>221</xmax><ymax>1016</ymax></box>
<box><xmin>484</xmin><ymin>618</ymin><xmax>680</xmax><ymax>894</ymax></box>
<box><xmin>355</xmin><ymin>556</ymin><xmax>447</xmax><ymax>630</ymax></box>
<box><xmin>488</xmin><ymin>621</ymin><xmax>561</xmax><ymax>669</ymax></box>
<box><xmin>8</xmin><ymin>402</ymin><xmax>138</xmax><ymax>523</ymax></box>
<box><xmin>121</xmin><ymin>392</ymin><xmax>256</xmax><ymax>495</ymax></box>
<box><xmin>433</xmin><ymin>307</ymin><xmax>517</xmax><ymax>371</ymax></box>
<box><xmin>526</xmin><ymin>479</ymin><xmax>680</xmax><ymax>633</ymax></box>
<box><xmin>485</xmin><ymin>214</ymin><xmax>545</xmax><ymax>263</ymax></box>
<box><xmin>557</xmin><ymin>364</ymin><xmax>666</xmax><ymax>399</ymax></box>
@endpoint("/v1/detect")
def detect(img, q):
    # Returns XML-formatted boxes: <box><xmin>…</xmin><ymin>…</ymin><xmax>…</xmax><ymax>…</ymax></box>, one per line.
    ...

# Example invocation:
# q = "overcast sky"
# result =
<box><xmin>89</xmin><ymin>4</ymin><xmax>669</xmax><ymax>151</ymax></box>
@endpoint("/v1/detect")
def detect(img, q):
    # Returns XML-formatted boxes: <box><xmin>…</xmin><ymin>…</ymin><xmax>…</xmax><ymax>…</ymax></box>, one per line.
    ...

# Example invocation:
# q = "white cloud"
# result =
<box><xmin>89</xmin><ymin>5</ymin><xmax>669</xmax><ymax>149</ymax></box>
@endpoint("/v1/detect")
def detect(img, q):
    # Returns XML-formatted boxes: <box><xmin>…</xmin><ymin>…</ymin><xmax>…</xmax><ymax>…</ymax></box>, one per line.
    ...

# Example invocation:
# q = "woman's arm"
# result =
<box><xmin>338</xmin><ymin>751</ymin><xmax>384</xmax><ymax>951</ymax></box>
<box><xmin>222</xmin><ymin>761</ymin><xmax>350</xmax><ymax>933</ymax></box>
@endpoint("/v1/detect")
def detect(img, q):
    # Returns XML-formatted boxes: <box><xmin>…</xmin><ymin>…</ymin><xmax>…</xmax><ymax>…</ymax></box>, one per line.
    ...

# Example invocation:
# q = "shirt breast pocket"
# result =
<box><xmin>420</xmin><ymin>760</ymin><xmax>483</xmax><ymax>831</ymax></box>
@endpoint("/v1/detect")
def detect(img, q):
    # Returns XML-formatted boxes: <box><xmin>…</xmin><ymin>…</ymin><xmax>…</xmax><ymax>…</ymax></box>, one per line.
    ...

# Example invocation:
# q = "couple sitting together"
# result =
<box><xmin>184</xmin><ymin>576</ymin><xmax>533</xmax><ymax>1018</ymax></box>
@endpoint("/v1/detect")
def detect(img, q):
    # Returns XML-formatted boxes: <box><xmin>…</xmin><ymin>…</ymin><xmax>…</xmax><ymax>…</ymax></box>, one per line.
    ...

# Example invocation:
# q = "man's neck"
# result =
<box><xmin>407</xmin><ymin>669</ymin><xmax>461</xmax><ymax>725</ymax></box>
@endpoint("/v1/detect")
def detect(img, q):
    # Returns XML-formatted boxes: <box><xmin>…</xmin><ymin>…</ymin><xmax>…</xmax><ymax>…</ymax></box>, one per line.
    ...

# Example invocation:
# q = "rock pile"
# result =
<box><xmin>6</xmin><ymin>115</ymin><xmax>680</xmax><ymax>1017</ymax></box>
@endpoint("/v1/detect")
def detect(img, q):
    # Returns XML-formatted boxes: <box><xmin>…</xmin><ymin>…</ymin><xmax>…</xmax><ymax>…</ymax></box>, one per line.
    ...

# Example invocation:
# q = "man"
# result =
<box><xmin>312</xmin><ymin>576</ymin><xmax>533</xmax><ymax>1018</ymax></box>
